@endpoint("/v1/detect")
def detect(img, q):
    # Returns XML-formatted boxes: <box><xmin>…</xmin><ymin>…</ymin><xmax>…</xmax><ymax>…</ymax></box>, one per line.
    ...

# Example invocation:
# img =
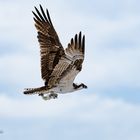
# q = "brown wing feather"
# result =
<box><xmin>47</xmin><ymin>32</ymin><xmax>85</xmax><ymax>88</ymax></box>
<box><xmin>47</xmin><ymin>58</ymin><xmax>72</xmax><ymax>88</ymax></box>
<box><xmin>33</xmin><ymin>5</ymin><xmax>64</xmax><ymax>83</ymax></box>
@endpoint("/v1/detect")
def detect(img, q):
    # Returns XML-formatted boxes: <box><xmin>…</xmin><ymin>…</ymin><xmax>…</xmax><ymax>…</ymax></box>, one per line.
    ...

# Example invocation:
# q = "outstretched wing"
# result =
<box><xmin>47</xmin><ymin>32</ymin><xmax>85</xmax><ymax>88</ymax></box>
<box><xmin>33</xmin><ymin>5</ymin><xmax>64</xmax><ymax>84</ymax></box>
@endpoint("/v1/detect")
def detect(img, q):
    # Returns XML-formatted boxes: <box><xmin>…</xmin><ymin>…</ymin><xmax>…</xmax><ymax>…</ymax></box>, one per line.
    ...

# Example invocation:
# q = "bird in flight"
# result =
<box><xmin>24</xmin><ymin>5</ymin><xmax>87</xmax><ymax>100</ymax></box>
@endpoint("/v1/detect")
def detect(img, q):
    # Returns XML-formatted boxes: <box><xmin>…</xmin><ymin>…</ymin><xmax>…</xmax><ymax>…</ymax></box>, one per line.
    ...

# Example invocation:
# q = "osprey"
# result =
<box><xmin>24</xmin><ymin>5</ymin><xmax>87</xmax><ymax>100</ymax></box>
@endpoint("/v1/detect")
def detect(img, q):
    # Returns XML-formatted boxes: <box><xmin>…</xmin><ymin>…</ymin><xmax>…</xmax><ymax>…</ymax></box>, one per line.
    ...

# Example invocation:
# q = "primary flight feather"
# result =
<box><xmin>24</xmin><ymin>5</ymin><xmax>87</xmax><ymax>100</ymax></box>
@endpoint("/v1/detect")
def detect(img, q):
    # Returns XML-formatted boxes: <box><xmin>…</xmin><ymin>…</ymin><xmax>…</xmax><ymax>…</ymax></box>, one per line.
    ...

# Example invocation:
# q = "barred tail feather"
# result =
<box><xmin>23</xmin><ymin>86</ymin><xmax>46</xmax><ymax>95</ymax></box>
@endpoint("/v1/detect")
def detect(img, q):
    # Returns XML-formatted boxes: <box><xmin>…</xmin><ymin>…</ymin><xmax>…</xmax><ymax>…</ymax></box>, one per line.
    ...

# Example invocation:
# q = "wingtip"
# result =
<box><xmin>75</xmin><ymin>33</ymin><xmax>78</xmax><ymax>38</ymax></box>
<box><xmin>83</xmin><ymin>34</ymin><xmax>85</xmax><ymax>39</ymax></box>
<box><xmin>82</xmin><ymin>35</ymin><xmax>85</xmax><ymax>53</ymax></box>
<box><xmin>39</xmin><ymin>4</ymin><xmax>42</xmax><ymax>7</ymax></box>
<box><xmin>71</xmin><ymin>38</ymin><xmax>74</xmax><ymax>44</ymax></box>
<box><xmin>78</xmin><ymin>31</ymin><xmax>82</xmax><ymax>48</ymax></box>
<box><xmin>32</xmin><ymin>11</ymin><xmax>37</xmax><ymax>19</ymax></box>
<box><xmin>40</xmin><ymin>4</ymin><xmax>46</xmax><ymax>12</ymax></box>
<box><xmin>46</xmin><ymin>8</ymin><xmax>53</xmax><ymax>26</ymax></box>
<box><xmin>46</xmin><ymin>9</ymin><xmax>50</xmax><ymax>18</ymax></box>
<box><xmin>34</xmin><ymin>6</ymin><xmax>38</xmax><ymax>11</ymax></box>
<box><xmin>75</xmin><ymin>34</ymin><xmax>78</xmax><ymax>46</ymax></box>
<box><xmin>39</xmin><ymin>4</ymin><xmax>43</xmax><ymax>11</ymax></box>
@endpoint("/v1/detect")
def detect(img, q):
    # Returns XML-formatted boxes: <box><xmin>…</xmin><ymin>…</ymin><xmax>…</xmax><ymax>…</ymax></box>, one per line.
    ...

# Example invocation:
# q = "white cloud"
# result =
<box><xmin>77</xmin><ymin>46</ymin><xmax>140</xmax><ymax>91</ymax></box>
<box><xmin>0</xmin><ymin>94</ymin><xmax>140</xmax><ymax>120</ymax></box>
<box><xmin>0</xmin><ymin>53</ymin><xmax>41</xmax><ymax>86</ymax></box>
<box><xmin>0</xmin><ymin>94</ymin><xmax>83</xmax><ymax>118</ymax></box>
<box><xmin>0</xmin><ymin>94</ymin><xmax>140</xmax><ymax>140</ymax></box>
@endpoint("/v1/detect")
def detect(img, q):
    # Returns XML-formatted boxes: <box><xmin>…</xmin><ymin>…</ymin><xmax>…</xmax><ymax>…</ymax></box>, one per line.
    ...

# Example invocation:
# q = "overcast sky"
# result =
<box><xmin>0</xmin><ymin>0</ymin><xmax>140</xmax><ymax>140</ymax></box>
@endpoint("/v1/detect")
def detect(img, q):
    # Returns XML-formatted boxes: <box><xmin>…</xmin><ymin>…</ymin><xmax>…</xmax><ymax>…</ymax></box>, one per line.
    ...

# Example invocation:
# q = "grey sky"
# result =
<box><xmin>0</xmin><ymin>0</ymin><xmax>140</xmax><ymax>140</ymax></box>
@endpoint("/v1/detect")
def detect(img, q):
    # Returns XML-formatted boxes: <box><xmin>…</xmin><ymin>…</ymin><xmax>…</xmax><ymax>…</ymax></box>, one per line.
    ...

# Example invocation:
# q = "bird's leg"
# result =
<box><xmin>49</xmin><ymin>91</ymin><xmax>58</xmax><ymax>99</ymax></box>
<box><xmin>39</xmin><ymin>92</ymin><xmax>58</xmax><ymax>100</ymax></box>
<box><xmin>38</xmin><ymin>93</ymin><xmax>43</xmax><ymax>96</ymax></box>
<box><xmin>39</xmin><ymin>93</ymin><xmax>51</xmax><ymax>100</ymax></box>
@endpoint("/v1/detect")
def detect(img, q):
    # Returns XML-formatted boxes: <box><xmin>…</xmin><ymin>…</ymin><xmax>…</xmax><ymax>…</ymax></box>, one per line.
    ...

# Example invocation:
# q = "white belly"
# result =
<box><xmin>48</xmin><ymin>84</ymin><xmax>74</xmax><ymax>94</ymax></box>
